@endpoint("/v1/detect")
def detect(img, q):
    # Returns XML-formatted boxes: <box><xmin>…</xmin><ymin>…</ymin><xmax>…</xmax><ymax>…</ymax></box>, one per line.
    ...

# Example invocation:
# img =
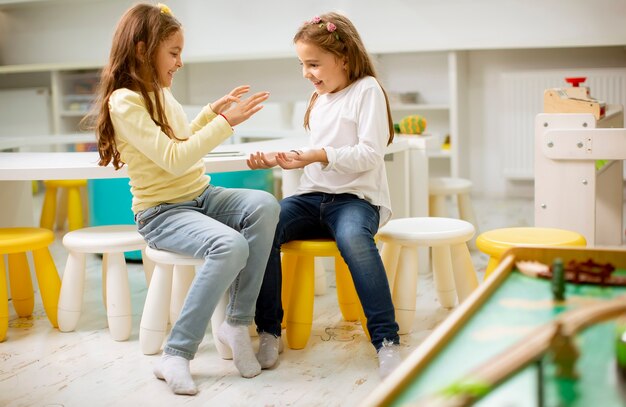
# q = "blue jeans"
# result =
<box><xmin>254</xmin><ymin>192</ymin><xmax>399</xmax><ymax>351</ymax></box>
<box><xmin>136</xmin><ymin>185</ymin><xmax>280</xmax><ymax>360</ymax></box>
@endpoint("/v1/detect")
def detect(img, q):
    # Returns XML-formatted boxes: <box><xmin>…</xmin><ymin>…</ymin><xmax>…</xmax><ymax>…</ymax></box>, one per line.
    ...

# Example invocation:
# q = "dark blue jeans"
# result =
<box><xmin>255</xmin><ymin>192</ymin><xmax>400</xmax><ymax>351</ymax></box>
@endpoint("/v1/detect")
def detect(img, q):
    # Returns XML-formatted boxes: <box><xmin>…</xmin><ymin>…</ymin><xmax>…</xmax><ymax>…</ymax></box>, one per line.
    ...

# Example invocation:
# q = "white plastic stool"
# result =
<box><xmin>429</xmin><ymin>177</ymin><xmax>477</xmax><ymax>229</ymax></box>
<box><xmin>58</xmin><ymin>225</ymin><xmax>153</xmax><ymax>341</ymax></box>
<box><xmin>376</xmin><ymin>217</ymin><xmax>478</xmax><ymax>334</ymax></box>
<box><xmin>140</xmin><ymin>246</ymin><xmax>231</xmax><ymax>358</ymax></box>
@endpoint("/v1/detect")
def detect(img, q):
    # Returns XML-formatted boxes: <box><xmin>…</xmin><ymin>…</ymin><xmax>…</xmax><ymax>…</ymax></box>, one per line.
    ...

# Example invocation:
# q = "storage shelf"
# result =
<box><xmin>427</xmin><ymin>150</ymin><xmax>451</xmax><ymax>158</ymax></box>
<box><xmin>391</xmin><ymin>103</ymin><xmax>449</xmax><ymax>111</ymax></box>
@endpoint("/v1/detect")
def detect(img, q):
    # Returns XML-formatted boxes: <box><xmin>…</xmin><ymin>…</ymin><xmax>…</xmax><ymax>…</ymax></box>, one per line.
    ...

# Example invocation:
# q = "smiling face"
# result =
<box><xmin>296</xmin><ymin>40</ymin><xmax>349</xmax><ymax>95</ymax></box>
<box><xmin>154</xmin><ymin>29</ymin><xmax>184</xmax><ymax>88</ymax></box>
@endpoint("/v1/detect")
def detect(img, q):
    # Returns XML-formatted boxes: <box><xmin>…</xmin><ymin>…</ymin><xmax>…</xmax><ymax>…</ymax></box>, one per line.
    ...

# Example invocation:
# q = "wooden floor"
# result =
<box><xmin>0</xmin><ymin>194</ymin><xmax>535</xmax><ymax>407</ymax></box>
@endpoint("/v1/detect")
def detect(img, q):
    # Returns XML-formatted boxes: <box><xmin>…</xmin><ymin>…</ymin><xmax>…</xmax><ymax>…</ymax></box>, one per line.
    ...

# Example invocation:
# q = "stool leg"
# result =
<box><xmin>101</xmin><ymin>254</ymin><xmax>108</xmax><ymax>307</ymax></box>
<box><xmin>430</xmin><ymin>194</ymin><xmax>447</xmax><ymax>217</ymax></box>
<box><xmin>170</xmin><ymin>265</ymin><xmax>194</xmax><ymax>324</ymax></box>
<box><xmin>141</xmin><ymin>248</ymin><xmax>155</xmax><ymax>286</ymax></box>
<box><xmin>449</xmin><ymin>243</ymin><xmax>478</xmax><ymax>302</ymax></box>
<box><xmin>7</xmin><ymin>252</ymin><xmax>34</xmax><ymax>317</ymax></box>
<box><xmin>40</xmin><ymin>185</ymin><xmax>57</xmax><ymax>230</ymax></box>
<box><xmin>67</xmin><ymin>186</ymin><xmax>84</xmax><ymax>231</ymax></box>
<box><xmin>104</xmin><ymin>252</ymin><xmax>131</xmax><ymax>341</ymax></box>
<box><xmin>484</xmin><ymin>257</ymin><xmax>500</xmax><ymax>280</ymax></box>
<box><xmin>211</xmin><ymin>292</ymin><xmax>232</xmax><ymax>359</ymax></box>
<box><xmin>458</xmin><ymin>193</ymin><xmax>477</xmax><ymax>229</ymax></box>
<box><xmin>431</xmin><ymin>246</ymin><xmax>457</xmax><ymax>309</ymax></box>
<box><xmin>31</xmin><ymin>247</ymin><xmax>61</xmax><ymax>327</ymax></box>
<box><xmin>380</xmin><ymin>242</ymin><xmax>401</xmax><ymax>293</ymax></box>
<box><xmin>1</xmin><ymin>256</ymin><xmax>9</xmax><ymax>342</ymax></box>
<box><xmin>58</xmin><ymin>251</ymin><xmax>86</xmax><ymax>332</ymax></box>
<box><xmin>80</xmin><ymin>186</ymin><xmax>89</xmax><ymax>226</ymax></box>
<box><xmin>335</xmin><ymin>257</ymin><xmax>359</xmax><ymax>321</ymax></box>
<box><xmin>140</xmin><ymin>263</ymin><xmax>173</xmax><ymax>354</ymax></box>
<box><xmin>56</xmin><ymin>188</ymin><xmax>69</xmax><ymax>230</ymax></box>
<box><xmin>286</xmin><ymin>255</ymin><xmax>315</xmax><ymax>349</ymax></box>
<box><xmin>334</xmin><ymin>257</ymin><xmax>369</xmax><ymax>338</ymax></box>
<box><xmin>394</xmin><ymin>246</ymin><xmax>419</xmax><ymax>335</ymax></box>
<box><xmin>281</xmin><ymin>252</ymin><xmax>298</xmax><ymax>328</ymax></box>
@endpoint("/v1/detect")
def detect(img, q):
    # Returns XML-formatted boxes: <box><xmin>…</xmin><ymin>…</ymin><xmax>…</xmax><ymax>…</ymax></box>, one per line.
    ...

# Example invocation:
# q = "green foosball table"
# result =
<box><xmin>363</xmin><ymin>247</ymin><xmax>626</xmax><ymax>407</ymax></box>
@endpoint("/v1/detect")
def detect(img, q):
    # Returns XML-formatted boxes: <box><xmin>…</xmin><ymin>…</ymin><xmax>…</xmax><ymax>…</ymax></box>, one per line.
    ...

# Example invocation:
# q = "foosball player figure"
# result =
<box><xmin>615</xmin><ymin>318</ymin><xmax>626</xmax><ymax>377</ymax></box>
<box><xmin>550</xmin><ymin>322</ymin><xmax>579</xmax><ymax>380</ymax></box>
<box><xmin>551</xmin><ymin>258</ymin><xmax>566</xmax><ymax>301</ymax></box>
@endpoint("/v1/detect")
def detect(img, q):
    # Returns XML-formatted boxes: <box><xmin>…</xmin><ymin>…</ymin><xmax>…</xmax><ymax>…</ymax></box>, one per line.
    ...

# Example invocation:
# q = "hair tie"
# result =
<box><xmin>307</xmin><ymin>16</ymin><xmax>340</xmax><ymax>40</ymax></box>
<box><xmin>157</xmin><ymin>3</ymin><xmax>172</xmax><ymax>15</ymax></box>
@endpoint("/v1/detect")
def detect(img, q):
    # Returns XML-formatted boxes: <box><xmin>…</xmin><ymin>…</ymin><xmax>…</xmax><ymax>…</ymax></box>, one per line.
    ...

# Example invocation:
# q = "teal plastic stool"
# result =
<box><xmin>88</xmin><ymin>170</ymin><xmax>274</xmax><ymax>260</ymax></box>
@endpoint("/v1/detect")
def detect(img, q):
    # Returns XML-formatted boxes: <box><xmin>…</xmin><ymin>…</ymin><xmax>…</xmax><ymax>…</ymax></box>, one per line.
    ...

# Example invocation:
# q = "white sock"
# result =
<box><xmin>217</xmin><ymin>321</ymin><xmax>262</xmax><ymax>378</ymax></box>
<box><xmin>153</xmin><ymin>354</ymin><xmax>197</xmax><ymax>395</ymax></box>
<box><xmin>378</xmin><ymin>341</ymin><xmax>402</xmax><ymax>379</ymax></box>
<box><xmin>256</xmin><ymin>332</ymin><xmax>283</xmax><ymax>369</ymax></box>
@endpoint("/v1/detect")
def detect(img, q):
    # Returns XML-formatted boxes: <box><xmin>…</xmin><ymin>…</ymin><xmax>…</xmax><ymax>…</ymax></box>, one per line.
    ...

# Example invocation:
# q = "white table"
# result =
<box><xmin>0</xmin><ymin>135</ymin><xmax>432</xmax><ymax>227</ymax></box>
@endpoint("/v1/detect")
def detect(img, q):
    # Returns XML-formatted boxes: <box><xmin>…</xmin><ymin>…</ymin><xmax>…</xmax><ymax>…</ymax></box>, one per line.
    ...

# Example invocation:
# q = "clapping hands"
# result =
<box><xmin>210</xmin><ymin>85</ymin><xmax>270</xmax><ymax>127</ymax></box>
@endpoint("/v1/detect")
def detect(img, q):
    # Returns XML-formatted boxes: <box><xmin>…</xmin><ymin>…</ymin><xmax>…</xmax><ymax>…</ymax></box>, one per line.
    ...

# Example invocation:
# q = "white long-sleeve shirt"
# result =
<box><xmin>296</xmin><ymin>76</ymin><xmax>392</xmax><ymax>226</ymax></box>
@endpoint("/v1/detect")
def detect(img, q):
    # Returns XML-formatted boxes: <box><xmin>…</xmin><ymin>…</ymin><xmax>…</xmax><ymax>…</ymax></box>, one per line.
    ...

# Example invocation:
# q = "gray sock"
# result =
<box><xmin>217</xmin><ymin>321</ymin><xmax>262</xmax><ymax>378</ymax></box>
<box><xmin>153</xmin><ymin>354</ymin><xmax>197</xmax><ymax>395</ymax></box>
<box><xmin>256</xmin><ymin>332</ymin><xmax>283</xmax><ymax>369</ymax></box>
<box><xmin>377</xmin><ymin>341</ymin><xmax>402</xmax><ymax>379</ymax></box>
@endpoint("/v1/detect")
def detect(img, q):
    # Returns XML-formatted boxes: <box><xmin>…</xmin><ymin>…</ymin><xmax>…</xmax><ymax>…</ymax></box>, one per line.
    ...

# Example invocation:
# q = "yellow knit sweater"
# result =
<box><xmin>108</xmin><ymin>88</ymin><xmax>233</xmax><ymax>213</ymax></box>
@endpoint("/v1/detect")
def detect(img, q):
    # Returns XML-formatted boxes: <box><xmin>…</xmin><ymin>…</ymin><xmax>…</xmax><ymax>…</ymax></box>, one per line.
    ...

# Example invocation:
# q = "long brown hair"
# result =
<box><xmin>294</xmin><ymin>12</ymin><xmax>394</xmax><ymax>145</ymax></box>
<box><xmin>82</xmin><ymin>3</ymin><xmax>182</xmax><ymax>169</ymax></box>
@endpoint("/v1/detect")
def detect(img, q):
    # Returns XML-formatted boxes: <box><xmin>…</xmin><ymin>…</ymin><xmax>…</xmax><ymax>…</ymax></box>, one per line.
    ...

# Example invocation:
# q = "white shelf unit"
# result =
<box><xmin>51</xmin><ymin>69</ymin><xmax>100</xmax><ymax>135</ymax></box>
<box><xmin>0</xmin><ymin>63</ymin><xmax>100</xmax><ymax>150</ymax></box>
<box><xmin>378</xmin><ymin>51</ymin><xmax>468</xmax><ymax>178</ymax></box>
<box><xmin>0</xmin><ymin>51</ymin><xmax>469</xmax><ymax>168</ymax></box>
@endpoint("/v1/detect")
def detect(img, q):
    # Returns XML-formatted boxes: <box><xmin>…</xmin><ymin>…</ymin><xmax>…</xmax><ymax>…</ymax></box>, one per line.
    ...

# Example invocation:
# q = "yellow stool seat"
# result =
<box><xmin>40</xmin><ymin>179</ymin><xmax>88</xmax><ymax>231</ymax></box>
<box><xmin>476</xmin><ymin>227</ymin><xmax>587</xmax><ymax>279</ymax></box>
<box><xmin>0</xmin><ymin>227</ymin><xmax>61</xmax><ymax>342</ymax></box>
<box><xmin>281</xmin><ymin>239</ymin><xmax>367</xmax><ymax>350</ymax></box>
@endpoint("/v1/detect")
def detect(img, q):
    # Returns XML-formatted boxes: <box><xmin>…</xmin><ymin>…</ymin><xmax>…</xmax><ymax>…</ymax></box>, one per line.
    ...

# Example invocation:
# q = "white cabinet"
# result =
<box><xmin>0</xmin><ymin>63</ymin><xmax>100</xmax><ymax>151</ymax></box>
<box><xmin>51</xmin><ymin>69</ymin><xmax>100</xmax><ymax>137</ymax></box>
<box><xmin>378</xmin><ymin>51</ymin><xmax>468</xmax><ymax>178</ymax></box>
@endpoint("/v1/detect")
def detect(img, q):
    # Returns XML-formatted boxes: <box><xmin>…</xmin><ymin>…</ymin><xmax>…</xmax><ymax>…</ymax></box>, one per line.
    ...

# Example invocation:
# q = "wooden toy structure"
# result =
<box><xmin>535</xmin><ymin>78</ymin><xmax>626</xmax><ymax>246</ymax></box>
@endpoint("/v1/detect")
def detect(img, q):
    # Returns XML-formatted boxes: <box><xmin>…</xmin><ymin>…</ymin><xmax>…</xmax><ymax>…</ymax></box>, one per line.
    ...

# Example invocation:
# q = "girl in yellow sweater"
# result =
<box><xmin>88</xmin><ymin>3</ymin><xmax>279</xmax><ymax>395</ymax></box>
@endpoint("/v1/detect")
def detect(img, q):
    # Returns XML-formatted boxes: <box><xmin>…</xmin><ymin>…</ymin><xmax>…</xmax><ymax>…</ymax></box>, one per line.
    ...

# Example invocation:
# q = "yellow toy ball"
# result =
<box><xmin>398</xmin><ymin>115</ymin><xmax>427</xmax><ymax>135</ymax></box>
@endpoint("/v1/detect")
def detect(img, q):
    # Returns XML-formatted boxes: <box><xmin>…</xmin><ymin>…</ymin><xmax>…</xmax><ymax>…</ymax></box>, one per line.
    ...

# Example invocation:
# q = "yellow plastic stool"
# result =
<box><xmin>476</xmin><ymin>227</ymin><xmax>587</xmax><ymax>279</ymax></box>
<box><xmin>40</xmin><ymin>179</ymin><xmax>88</xmax><ymax>231</ymax></box>
<box><xmin>0</xmin><ymin>227</ymin><xmax>61</xmax><ymax>342</ymax></box>
<box><xmin>281</xmin><ymin>239</ymin><xmax>367</xmax><ymax>349</ymax></box>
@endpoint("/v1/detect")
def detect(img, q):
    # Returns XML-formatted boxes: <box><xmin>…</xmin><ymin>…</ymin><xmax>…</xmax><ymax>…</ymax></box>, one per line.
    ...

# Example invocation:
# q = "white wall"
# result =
<box><xmin>467</xmin><ymin>47</ymin><xmax>626</xmax><ymax>198</ymax></box>
<box><xmin>1</xmin><ymin>0</ymin><xmax>626</xmax><ymax>65</ymax></box>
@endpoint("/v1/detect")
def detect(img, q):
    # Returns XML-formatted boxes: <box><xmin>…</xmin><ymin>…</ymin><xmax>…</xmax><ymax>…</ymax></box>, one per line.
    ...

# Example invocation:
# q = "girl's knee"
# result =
<box><xmin>228</xmin><ymin>233</ymin><xmax>250</xmax><ymax>259</ymax></box>
<box><xmin>201</xmin><ymin>231</ymin><xmax>249</xmax><ymax>263</ymax></box>
<box><xmin>252</xmin><ymin>191</ymin><xmax>280</xmax><ymax>221</ymax></box>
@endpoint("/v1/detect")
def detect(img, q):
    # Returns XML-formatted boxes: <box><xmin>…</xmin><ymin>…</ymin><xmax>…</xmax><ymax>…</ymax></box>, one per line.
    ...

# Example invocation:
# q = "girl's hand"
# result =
<box><xmin>210</xmin><ymin>85</ymin><xmax>250</xmax><ymax>114</ymax></box>
<box><xmin>275</xmin><ymin>150</ymin><xmax>320</xmax><ymax>169</ymax></box>
<box><xmin>247</xmin><ymin>151</ymin><xmax>278</xmax><ymax>169</ymax></box>
<box><xmin>223</xmin><ymin>91</ymin><xmax>270</xmax><ymax>126</ymax></box>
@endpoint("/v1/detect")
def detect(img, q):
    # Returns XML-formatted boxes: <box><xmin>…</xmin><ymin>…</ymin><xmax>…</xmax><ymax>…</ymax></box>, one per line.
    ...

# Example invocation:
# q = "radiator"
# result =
<box><xmin>501</xmin><ymin>68</ymin><xmax>626</xmax><ymax>180</ymax></box>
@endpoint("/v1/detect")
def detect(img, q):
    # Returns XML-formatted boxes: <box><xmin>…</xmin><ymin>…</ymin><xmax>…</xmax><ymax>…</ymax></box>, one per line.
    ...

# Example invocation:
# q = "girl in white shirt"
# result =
<box><xmin>248</xmin><ymin>12</ymin><xmax>402</xmax><ymax>378</ymax></box>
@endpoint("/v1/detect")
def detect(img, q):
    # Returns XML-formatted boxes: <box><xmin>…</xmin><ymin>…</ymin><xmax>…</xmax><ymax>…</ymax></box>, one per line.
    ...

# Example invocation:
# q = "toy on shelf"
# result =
<box><xmin>442</xmin><ymin>134</ymin><xmax>451</xmax><ymax>150</ymax></box>
<box><xmin>544</xmin><ymin>77</ymin><xmax>606</xmax><ymax>120</ymax></box>
<box><xmin>397</xmin><ymin>114</ymin><xmax>427</xmax><ymax>135</ymax></box>
<box><xmin>535</xmin><ymin>80</ymin><xmax>626</xmax><ymax>246</ymax></box>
